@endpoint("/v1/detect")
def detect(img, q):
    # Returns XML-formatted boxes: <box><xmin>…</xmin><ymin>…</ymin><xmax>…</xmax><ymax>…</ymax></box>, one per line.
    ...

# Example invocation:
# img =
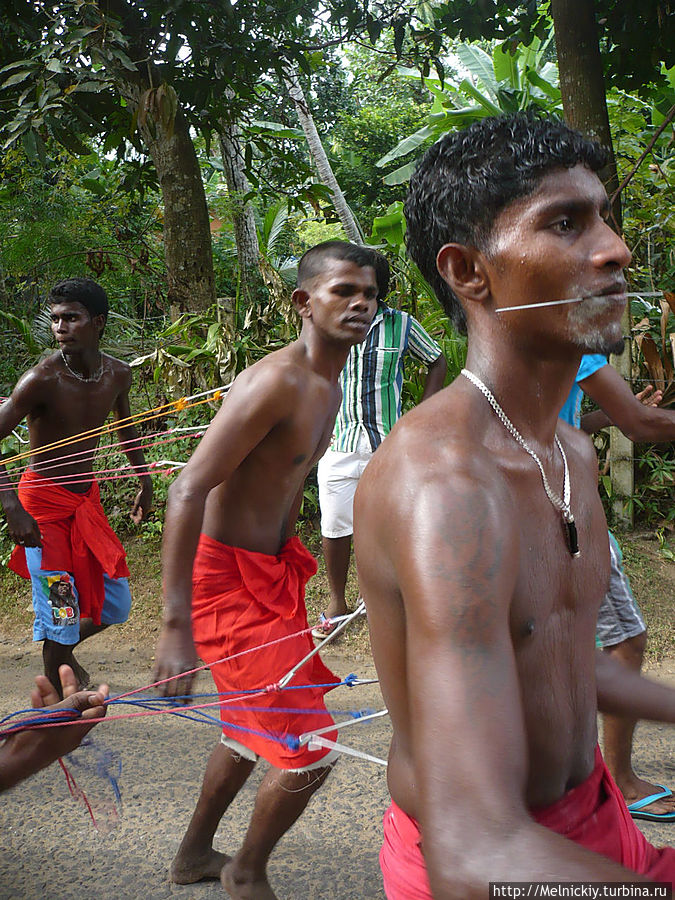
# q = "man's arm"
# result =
<box><xmin>580</xmin><ymin>365</ymin><xmax>675</xmax><ymax>441</ymax></box>
<box><xmin>154</xmin><ymin>364</ymin><xmax>295</xmax><ymax>697</ymax></box>
<box><xmin>361</xmin><ymin>455</ymin><xmax>642</xmax><ymax>897</ymax></box>
<box><xmin>0</xmin><ymin>371</ymin><xmax>45</xmax><ymax>547</ymax></box>
<box><xmin>420</xmin><ymin>353</ymin><xmax>447</xmax><ymax>400</ymax></box>
<box><xmin>111</xmin><ymin>367</ymin><xmax>153</xmax><ymax>525</ymax></box>
<box><xmin>0</xmin><ymin>665</ymin><xmax>108</xmax><ymax>792</ymax></box>
<box><xmin>596</xmin><ymin>650</ymin><xmax>675</xmax><ymax>723</ymax></box>
<box><xmin>580</xmin><ymin>384</ymin><xmax>663</xmax><ymax>435</ymax></box>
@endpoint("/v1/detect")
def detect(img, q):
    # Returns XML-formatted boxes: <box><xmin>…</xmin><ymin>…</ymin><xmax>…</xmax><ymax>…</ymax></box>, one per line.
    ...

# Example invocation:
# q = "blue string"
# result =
<box><xmin>66</xmin><ymin>737</ymin><xmax>123</xmax><ymax>804</ymax></box>
<box><xmin>0</xmin><ymin>675</ymin><xmax>371</xmax><ymax>744</ymax></box>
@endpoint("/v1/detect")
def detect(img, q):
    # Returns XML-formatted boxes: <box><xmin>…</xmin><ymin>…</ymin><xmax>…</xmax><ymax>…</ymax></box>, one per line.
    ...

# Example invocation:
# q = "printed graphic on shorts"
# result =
<box><xmin>44</xmin><ymin>573</ymin><xmax>79</xmax><ymax>626</ymax></box>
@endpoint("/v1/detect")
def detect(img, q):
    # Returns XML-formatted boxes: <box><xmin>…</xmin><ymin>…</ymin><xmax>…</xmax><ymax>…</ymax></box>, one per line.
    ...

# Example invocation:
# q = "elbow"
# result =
<box><xmin>167</xmin><ymin>473</ymin><xmax>207</xmax><ymax>510</ymax></box>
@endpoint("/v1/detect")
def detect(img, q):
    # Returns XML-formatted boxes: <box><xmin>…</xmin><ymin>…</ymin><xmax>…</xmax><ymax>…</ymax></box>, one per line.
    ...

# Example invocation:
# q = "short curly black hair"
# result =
<box><xmin>48</xmin><ymin>277</ymin><xmax>108</xmax><ymax>323</ymax></box>
<box><xmin>404</xmin><ymin>113</ymin><xmax>608</xmax><ymax>333</ymax></box>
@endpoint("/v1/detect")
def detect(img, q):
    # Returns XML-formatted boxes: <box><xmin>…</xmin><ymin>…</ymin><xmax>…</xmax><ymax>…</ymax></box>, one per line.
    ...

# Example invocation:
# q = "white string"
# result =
<box><xmin>497</xmin><ymin>291</ymin><xmax>666</xmax><ymax>314</ymax></box>
<box><xmin>277</xmin><ymin>601</ymin><xmax>367</xmax><ymax>689</ymax></box>
<box><xmin>298</xmin><ymin>708</ymin><xmax>389</xmax><ymax>745</ymax></box>
<box><xmin>307</xmin><ymin>733</ymin><xmax>389</xmax><ymax>768</ymax></box>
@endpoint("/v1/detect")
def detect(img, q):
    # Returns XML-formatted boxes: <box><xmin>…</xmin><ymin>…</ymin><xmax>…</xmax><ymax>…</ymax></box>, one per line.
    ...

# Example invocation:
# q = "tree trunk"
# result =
<box><xmin>117</xmin><ymin>80</ymin><xmax>215</xmax><ymax>314</ymax></box>
<box><xmin>218</xmin><ymin>119</ymin><xmax>265</xmax><ymax>309</ymax></box>
<box><xmin>550</xmin><ymin>0</ymin><xmax>621</xmax><ymax>228</ymax></box>
<box><xmin>283</xmin><ymin>65</ymin><xmax>363</xmax><ymax>244</ymax></box>
<box><xmin>551</xmin><ymin>0</ymin><xmax>632</xmax><ymax>525</ymax></box>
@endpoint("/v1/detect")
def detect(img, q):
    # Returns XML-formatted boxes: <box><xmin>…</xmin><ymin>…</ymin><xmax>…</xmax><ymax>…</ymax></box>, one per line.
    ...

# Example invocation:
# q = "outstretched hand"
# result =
<box><xmin>0</xmin><ymin>665</ymin><xmax>108</xmax><ymax>792</ymax></box>
<box><xmin>635</xmin><ymin>384</ymin><xmax>663</xmax><ymax>408</ymax></box>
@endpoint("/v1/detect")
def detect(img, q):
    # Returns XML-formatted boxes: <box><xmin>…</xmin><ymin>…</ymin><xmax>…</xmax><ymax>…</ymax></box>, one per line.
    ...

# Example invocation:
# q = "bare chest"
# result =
<box><xmin>28</xmin><ymin>380</ymin><xmax>119</xmax><ymax>448</ymax></box>
<box><xmin>509</xmin><ymin>492</ymin><xmax>609</xmax><ymax>649</ymax></box>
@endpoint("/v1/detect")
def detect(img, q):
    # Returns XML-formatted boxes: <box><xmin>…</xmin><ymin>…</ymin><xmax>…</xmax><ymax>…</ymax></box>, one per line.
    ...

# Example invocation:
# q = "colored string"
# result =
<box><xmin>1</xmin><ymin>384</ymin><xmax>229</xmax><ymax>467</ymax></box>
<box><xmin>0</xmin><ymin>425</ymin><xmax>205</xmax><ymax>484</ymax></box>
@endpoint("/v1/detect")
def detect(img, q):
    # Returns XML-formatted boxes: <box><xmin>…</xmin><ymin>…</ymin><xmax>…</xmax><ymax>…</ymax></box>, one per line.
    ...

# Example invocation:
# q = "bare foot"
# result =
<box><xmin>221</xmin><ymin>860</ymin><xmax>278</xmax><ymax>899</ymax></box>
<box><xmin>170</xmin><ymin>848</ymin><xmax>230</xmax><ymax>884</ymax></box>
<box><xmin>620</xmin><ymin>775</ymin><xmax>675</xmax><ymax>818</ymax></box>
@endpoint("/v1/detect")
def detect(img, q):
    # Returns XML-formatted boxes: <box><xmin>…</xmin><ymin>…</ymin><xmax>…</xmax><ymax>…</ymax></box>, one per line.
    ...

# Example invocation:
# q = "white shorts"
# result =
<box><xmin>220</xmin><ymin>733</ymin><xmax>341</xmax><ymax>772</ymax></box>
<box><xmin>317</xmin><ymin>433</ymin><xmax>373</xmax><ymax>539</ymax></box>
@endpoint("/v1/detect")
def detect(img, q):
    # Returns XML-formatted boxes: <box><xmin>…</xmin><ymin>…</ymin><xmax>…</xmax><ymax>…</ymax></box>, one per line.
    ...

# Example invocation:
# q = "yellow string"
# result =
<box><xmin>2</xmin><ymin>391</ymin><xmax>222</xmax><ymax>467</ymax></box>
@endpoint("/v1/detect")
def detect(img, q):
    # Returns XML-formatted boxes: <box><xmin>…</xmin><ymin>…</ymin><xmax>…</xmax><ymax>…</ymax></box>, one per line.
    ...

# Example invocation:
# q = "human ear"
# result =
<box><xmin>291</xmin><ymin>288</ymin><xmax>311</xmax><ymax>319</ymax></box>
<box><xmin>436</xmin><ymin>243</ymin><xmax>490</xmax><ymax>305</ymax></box>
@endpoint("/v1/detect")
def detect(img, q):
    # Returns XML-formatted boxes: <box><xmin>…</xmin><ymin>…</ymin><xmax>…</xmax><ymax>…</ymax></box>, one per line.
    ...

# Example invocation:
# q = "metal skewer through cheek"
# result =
<box><xmin>496</xmin><ymin>291</ymin><xmax>664</xmax><ymax>314</ymax></box>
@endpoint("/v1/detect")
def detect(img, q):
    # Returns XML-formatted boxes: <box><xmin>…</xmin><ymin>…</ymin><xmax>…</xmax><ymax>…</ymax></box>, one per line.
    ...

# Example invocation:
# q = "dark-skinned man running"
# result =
<box><xmin>0</xmin><ymin>277</ymin><xmax>152</xmax><ymax>694</ymax></box>
<box><xmin>154</xmin><ymin>241</ymin><xmax>380</xmax><ymax>900</ymax></box>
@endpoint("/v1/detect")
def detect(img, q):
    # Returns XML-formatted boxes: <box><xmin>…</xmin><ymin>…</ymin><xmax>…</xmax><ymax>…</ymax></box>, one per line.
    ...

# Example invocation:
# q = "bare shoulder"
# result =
<box><xmin>229</xmin><ymin>344</ymin><xmax>323</xmax><ymax>404</ymax></box>
<box><xmin>359</xmin><ymin>387</ymin><xmax>512</xmax><ymax>544</ymax></box>
<box><xmin>104</xmin><ymin>355</ymin><xmax>132</xmax><ymax>389</ymax></box>
<box><xmin>355</xmin><ymin>392</ymin><xmax>518</xmax><ymax>628</ymax></box>
<box><xmin>10</xmin><ymin>354</ymin><xmax>60</xmax><ymax>402</ymax></box>
<box><xmin>557</xmin><ymin>418</ymin><xmax>598</xmax><ymax>467</ymax></box>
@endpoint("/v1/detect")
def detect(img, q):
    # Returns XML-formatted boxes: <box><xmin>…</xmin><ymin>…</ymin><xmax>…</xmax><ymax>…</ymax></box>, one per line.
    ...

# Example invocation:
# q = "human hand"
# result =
<box><xmin>30</xmin><ymin>664</ymin><xmax>108</xmax><ymax>754</ymax></box>
<box><xmin>130</xmin><ymin>480</ymin><xmax>153</xmax><ymax>525</ymax></box>
<box><xmin>153</xmin><ymin>623</ymin><xmax>198</xmax><ymax>700</ymax></box>
<box><xmin>635</xmin><ymin>384</ymin><xmax>663</xmax><ymax>408</ymax></box>
<box><xmin>6</xmin><ymin>506</ymin><xmax>42</xmax><ymax>549</ymax></box>
<box><xmin>0</xmin><ymin>665</ymin><xmax>108</xmax><ymax>792</ymax></box>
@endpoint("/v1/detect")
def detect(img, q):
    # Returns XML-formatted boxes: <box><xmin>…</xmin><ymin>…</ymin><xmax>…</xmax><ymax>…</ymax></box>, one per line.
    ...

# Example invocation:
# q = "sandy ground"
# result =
<box><xmin>0</xmin><ymin>634</ymin><xmax>673</xmax><ymax>900</ymax></box>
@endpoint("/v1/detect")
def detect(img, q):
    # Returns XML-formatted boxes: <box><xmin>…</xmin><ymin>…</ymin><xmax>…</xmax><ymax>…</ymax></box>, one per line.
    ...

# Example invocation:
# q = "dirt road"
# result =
<box><xmin>0</xmin><ymin>635</ymin><xmax>673</xmax><ymax>900</ymax></box>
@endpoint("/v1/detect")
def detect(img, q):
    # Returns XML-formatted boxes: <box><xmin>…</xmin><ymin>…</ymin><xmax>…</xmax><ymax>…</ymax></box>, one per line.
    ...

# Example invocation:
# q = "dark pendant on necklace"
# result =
<box><xmin>564</xmin><ymin>515</ymin><xmax>580</xmax><ymax>558</ymax></box>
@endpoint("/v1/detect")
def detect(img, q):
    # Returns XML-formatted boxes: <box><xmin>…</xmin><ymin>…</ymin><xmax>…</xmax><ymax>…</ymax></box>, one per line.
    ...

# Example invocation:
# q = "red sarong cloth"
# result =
<box><xmin>380</xmin><ymin>746</ymin><xmax>675</xmax><ymax>898</ymax></box>
<box><xmin>8</xmin><ymin>468</ymin><xmax>129</xmax><ymax>625</ymax></box>
<box><xmin>191</xmin><ymin>533</ymin><xmax>338</xmax><ymax>769</ymax></box>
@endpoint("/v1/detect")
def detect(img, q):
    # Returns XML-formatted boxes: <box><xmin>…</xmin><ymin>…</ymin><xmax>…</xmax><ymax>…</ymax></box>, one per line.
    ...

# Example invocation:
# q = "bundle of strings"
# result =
<box><xmin>0</xmin><ymin>608</ymin><xmax>384</xmax><ymax>828</ymax></box>
<box><xmin>0</xmin><ymin>385</ymin><xmax>230</xmax><ymax>495</ymax></box>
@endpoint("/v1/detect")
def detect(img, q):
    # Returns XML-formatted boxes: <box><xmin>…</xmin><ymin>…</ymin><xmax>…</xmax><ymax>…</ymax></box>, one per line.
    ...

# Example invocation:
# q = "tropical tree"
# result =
<box><xmin>283</xmin><ymin>64</ymin><xmax>363</xmax><ymax>243</ymax></box>
<box><xmin>0</xmin><ymin>0</ymin><xmax>451</xmax><ymax>313</ymax></box>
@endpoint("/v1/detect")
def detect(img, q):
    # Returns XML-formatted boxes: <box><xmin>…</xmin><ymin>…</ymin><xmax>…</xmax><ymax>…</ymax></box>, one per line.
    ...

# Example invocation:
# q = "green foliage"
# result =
<box><xmin>376</xmin><ymin>34</ymin><xmax>561</xmax><ymax>185</ymax></box>
<box><xmin>402</xmin><ymin>304</ymin><xmax>467</xmax><ymax>409</ymax></box>
<box><xmin>0</xmin><ymin>141</ymin><xmax>164</xmax><ymax>307</ymax></box>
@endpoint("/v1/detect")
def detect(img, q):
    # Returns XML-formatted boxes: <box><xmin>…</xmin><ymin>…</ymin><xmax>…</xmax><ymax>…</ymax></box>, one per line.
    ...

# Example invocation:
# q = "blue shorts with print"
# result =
<box><xmin>25</xmin><ymin>546</ymin><xmax>131</xmax><ymax>645</ymax></box>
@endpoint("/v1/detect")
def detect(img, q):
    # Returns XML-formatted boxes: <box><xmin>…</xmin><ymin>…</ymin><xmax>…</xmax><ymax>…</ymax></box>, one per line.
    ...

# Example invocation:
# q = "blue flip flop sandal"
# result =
<box><xmin>627</xmin><ymin>785</ymin><xmax>675</xmax><ymax>822</ymax></box>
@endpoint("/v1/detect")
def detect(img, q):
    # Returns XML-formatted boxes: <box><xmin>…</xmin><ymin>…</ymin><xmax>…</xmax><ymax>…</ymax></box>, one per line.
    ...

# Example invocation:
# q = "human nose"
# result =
<box><xmin>592</xmin><ymin>219</ymin><xmax>632</xmax><ymax>270</ymax></box>
<box><xmin>350</xmin><ymin>291</ymin><xmax>372</xmax><ymax>311</ymax></box>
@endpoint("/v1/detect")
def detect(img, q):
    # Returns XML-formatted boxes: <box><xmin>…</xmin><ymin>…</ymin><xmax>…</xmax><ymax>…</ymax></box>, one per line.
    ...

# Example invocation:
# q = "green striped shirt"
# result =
<box><xmin>332</xmin><ymin>305</ymin><xmax>442</xmax><ymax>452</ymax></box>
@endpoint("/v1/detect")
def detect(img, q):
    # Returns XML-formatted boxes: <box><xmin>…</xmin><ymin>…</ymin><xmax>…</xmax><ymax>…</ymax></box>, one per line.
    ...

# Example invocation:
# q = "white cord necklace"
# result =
<box><xmin>60</xmin><ymin>348</ymin><xmax>104</xmax><ymax>383</ymax></box>
<box><xmin>461</xmin><ymin>368</ymin><xmax>580</xmax><ymax>558</ymax></box>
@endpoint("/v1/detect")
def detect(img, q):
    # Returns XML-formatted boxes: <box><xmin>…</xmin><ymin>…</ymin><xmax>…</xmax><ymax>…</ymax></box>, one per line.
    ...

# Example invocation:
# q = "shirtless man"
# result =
<box><xmin>0</xmin><ymin>277</ymin><xmax>152</xmax><ymax>693</ymax></box>
<box><xmin>153</xmin><ymin>241</ymin><xmax>379</xmax><ymax>899</ymax></box>
<box><xmin>354</xmin><ymin>114</ymin><xmax>675</xmax><ymax>897</ymax></box>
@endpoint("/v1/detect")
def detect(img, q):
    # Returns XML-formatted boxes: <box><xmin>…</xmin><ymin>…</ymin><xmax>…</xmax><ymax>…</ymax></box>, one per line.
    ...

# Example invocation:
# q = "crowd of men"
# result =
<box><xmin>1</xmin><ymin>112</ymin><xmax>673</xmax><ymax>898</ymax></box>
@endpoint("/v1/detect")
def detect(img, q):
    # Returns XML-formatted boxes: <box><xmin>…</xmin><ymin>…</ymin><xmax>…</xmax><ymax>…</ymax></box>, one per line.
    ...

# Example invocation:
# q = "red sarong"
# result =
<box><xmin>191</xmin><ymin>533</ymin><xmax>338</xmax><ymax>769</ymax></box>
<box><xmin>380</xmin><ymin>746</ymin><xmax>675</xmax><ymax>898</ymax></box>
<box><xmin>8</xmin><ymin>468</ymin><xmax>129</xmax><ymax>625</ymax></box>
